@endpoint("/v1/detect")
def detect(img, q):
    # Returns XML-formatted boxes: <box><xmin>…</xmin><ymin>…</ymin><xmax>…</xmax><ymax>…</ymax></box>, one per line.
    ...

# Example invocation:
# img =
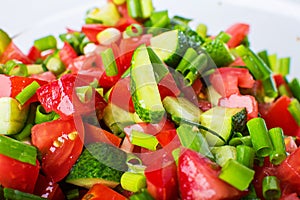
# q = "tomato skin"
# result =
<box><xmin>81</xmin><ymin>24</ymin><xmax>110</xmax><ymax>43</ymax></box>
<box><xmin>158</xmin><ymin>72</ymin><xmax>181</xmax><ymax>100</ymax></box>
<box><xmin>225</xmin><ymin>23</ymin><xmax>250</xmax><ymax>48</ymax></box>
<box><xmin>59</xmin><ymin>42</ymin><xmax>78</xmax><ymax>67</ymax></box>
<box><xmin>277</xmin><ymin>148</ymin><xmax>300</xmax><ymax>195</ymax></box>
<box><xmin>82</xmin><ymin>184</ymin><xmax>127</xmax><ymax>200</ymax></box>
<box><xmin>27</xmin><ymin>46</ymin><xmax>42</xmax><ymax>62</ymax></box>
<box><xmin>0</xmin><ymin>154</ymin><xmax>40</xmax><ymax>193</ymax></box>
<box><xmin>34</xmin><ymin>174</ymin><xmax>65</xmax><ymax>200</ymax></box>
<box><xmin>0</xmin><ymin>41</ymin><xmax>32</xmax><ymax>64</ymax></box>
<box><xmin>210</xmin><ymin>67</ymin><xmax>255</xmax><ymax>97</ymax></box>
<box><xmin>263</xmin><ymin>96</ymin><xmax>300</xmax><ymax>136</ymax></box>
<box><xmin>145</xmin><ymin>158</ymin><xmax>178</xmax><ymax>200</ymax></box>
<box><xmin>0</xmin><ymin>74</ymin><xmax>47</xmax><ymax>105</ymax></box>
<box><xmin>219</xmin><ymin>94</ymin><xmax>258</xmax><ymax>120</ymax></box>
<box><xmin>178</xmin><ymin>148</ymin><xmax>245</xmax><ymax>200</ymax></box>
<box><xmin>31</xmin><ymin>117</ymin><xmax>84</xmax><ymax>182</ymax></box>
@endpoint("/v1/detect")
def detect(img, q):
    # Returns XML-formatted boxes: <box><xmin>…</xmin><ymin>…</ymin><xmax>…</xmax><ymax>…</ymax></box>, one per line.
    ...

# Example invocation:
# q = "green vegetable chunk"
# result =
<box><xmin>66</xmin><ymin>142</ymin><xmax>128</xmax><ymax>189</ymax></box>
<box><xmin>130</xmin><ymin>44</ymin><xmax>165</xmax><ymax>123</ymax></box>
<box><xmin>0</xmin><ymin>29</ymin><xmax>11</xmax><ymax>56</ymax></box>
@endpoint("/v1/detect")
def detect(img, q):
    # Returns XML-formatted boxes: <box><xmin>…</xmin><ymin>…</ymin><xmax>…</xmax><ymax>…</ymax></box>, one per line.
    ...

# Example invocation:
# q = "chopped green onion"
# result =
<box><xmin>75</xmin><ymin>86</ymin><xmax>93</xmax><ymax>103</ymax></box>
<box><xmin>13</xmin><ymin>124</ymin><xmax>33</xmax><ymax>141</ymax></box>
<box><xmin>126</xmin><ymin>24</ymin><xmax>143</xmax><ymax>37</ymax></box>
<box><xmin>289</xmin><ymin>78</ymin><xmax>300</xmax><ymax>101</ymax></box>
<box><xmin>130</xmin><ymin>130</ymin><xmax>159</xmax><ymax>151</ymax></box>
<box><xmin>126</xmin><ymin>153</ymin><xmax>146</xmax><ymax>173</ymax></box>
<box><xmin>127</xmin><ymin>0</ymin><xmax>142</xmax><ymax>19</ymax></box>
<box><xmin>65</xmin><ymin>189</ymin><xmax>80</xmax><ymax>200</ymax></box>
<box><xmin>176</xmin><ymin>47</ymin><xmax>198</xmax><ymax>74</ymax></box>
<box><xmin>140</xmin><ymin>0</ymin><xmax>153</xmax><ymax>19</ymax></box>
<box><xmin>100</xmin><ymin>48</ymin><xmax>118</xmax><ymax>76</ymax></box>
<box><xmin>184</xmin><ymin>53</ymin><xmax>208</xmax><ymax>85</ymax></box>
<box><xmin>177</xmin><ymin>124</ymin><xmax>214</xmax><ymax>160</ymax></box>
<box><xmin>247</xmin><ymin>118</ymin><xmax>273</xmax><ymax>157</ymax></box>
<box><xmin>121</xmin><ymin>172</ymin><xmax>146</xmax><ymax>193</ymax></box>
<box><xmin>9</xmin><ymin>63</ymin><xmax>28</xmax><ymax>77</ymax></box>
<box><xmin>211</xmin><ymin>146</ymin><xmax>236</xmax><ymax>167</ymax></box>
<box><xmin>215</xmin><ymin>31</ymin><xmax>231</xmax><ymax>43</ymax></box>
<box><xmin>236</xmin><ymin>145</ymin><xmax>255</xmax><ymax>169</ymax></box>
<box><xmin>288</xmin><ymin>99</ymin><xmax>300</xmax><ymax>126</ymax></box>
<box><xmin>196</xmin><ymin>23</ymin><xmax>207</xmax><ymax>39</ymax></box>
<box><xmin>219</xmin><ymin>159</ymin><xmax>255</xmax><ymax>191</ymax></box>
<box><xmin>278</xmin><ymin>57</ymin><xmax>290</xmax><ymax>76</ymax></box>
<box><xmin>46</xmin><ymin>57</ymin><xmax>65</xmax><ymax>75</ymax></box>
<box><xmin>35</xmin><ymin>105</ymin><xmax>56</xmax><ymax>124</ymax></box>
<box><xmin>229</xmin><ymin>135</ymin><xmax>252</xmax><ymax>147</ymax></box>
<box><xmin>262</xmin><ymin>75</ymin><xmax>278</xmax><ymax>98</ymax></box>
<box><xmin>258</xmin><ymin>50</ymin><xmax>270</xmax><ymax>68</ymax></box>
<box><xmin>15</xmin><ymin>81</ymin><xmax>40</xmax><ymax>105</ymax></box>
<box><xmin>34</xmin><ymin>35</ymin><xmax>57</xmax><ymax>51</ymax></box>
<box><xmin>27</xmin><ymin>64</ymin><xmax>45</xmax><ymax>75</ymax></box>
<box><xmin>129</xmin><ymin>189</ymin><xmax>154</xmax><ymax>200</ymax></box>
<box><xmin>268</xmin><ymin>54</ymin><xmax>278</xmax><ymax>72</ymax></box>
<box><xmin>269</xmin><ymin>128</ymin><xmax>287</xmax><ymax>165</ymax></box>
<box><xmin>262</xmin><ymin>176</ymin><xmax>281</xmax><ymax>200</ymax></box>
<box><xmin>278</xmin><ymin>84</ymin><xmax>291</xmax><ymax>97</ymax></box>
<box><xmin>147</xmin><ymin>10</ymin><xmax>170</xmax><ymax>34</ymax></box>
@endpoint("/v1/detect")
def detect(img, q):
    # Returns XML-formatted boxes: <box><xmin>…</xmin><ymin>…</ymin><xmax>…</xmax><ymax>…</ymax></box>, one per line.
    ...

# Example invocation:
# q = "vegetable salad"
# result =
<box><xmin>0</xmin><ymin>0</ymin><xmax>300</xmax><ymax>199</ymax></box>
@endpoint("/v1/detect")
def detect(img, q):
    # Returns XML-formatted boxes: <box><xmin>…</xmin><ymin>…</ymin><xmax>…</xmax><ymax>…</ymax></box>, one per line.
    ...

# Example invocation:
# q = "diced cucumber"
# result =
<box><xmin>162</xmin><ymin>96</ymin><xmax>201</xmax><ymax>124</ymax></box>
<box><xmin>150</xmin><ymin>30</ymin><xmax>188</xmax><ymax>67</ymax></box>
<box><xmin>0</xmin><ymin>97</ymin><xmax>29</xmax><ymax>135</ymax></box>
<box><xmin>130</xmin><ymin>44</ymin><xmax>165</xmax><ymax>123</ymax></box>
<box><xmin>199</xmin><ymin>106</ymin><xmax>247</xmax><ymax>146</ymax></box>
<box><xmin>0</xmin><ymin>135</ymin><xmax>37</xmax><ymax>166</ymax></box>
<box><xmin>103</xmin><ymin>103</ymin><xmax>135</xmax><ymax>135</ymax></box>
<box><xmin>66</xmin><ymin>142</ymin><xmax>127</xmax><ymax>189</ymax></box>
<box><xmin>3</xmin><ymin>188</ymin><xmax>46</xmax><ymax>200</ymax></box>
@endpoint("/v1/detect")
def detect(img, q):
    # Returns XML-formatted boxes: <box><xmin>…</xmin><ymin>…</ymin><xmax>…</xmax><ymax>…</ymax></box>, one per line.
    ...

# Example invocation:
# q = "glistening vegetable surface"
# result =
<box><xmin>0</xmin><ymin>0</ymin><xmax>300</xmax><ymax>199</ymax></box>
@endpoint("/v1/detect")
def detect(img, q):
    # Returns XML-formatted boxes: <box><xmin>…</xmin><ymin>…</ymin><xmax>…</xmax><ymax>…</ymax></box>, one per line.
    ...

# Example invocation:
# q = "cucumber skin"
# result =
<box><xmin>66</xmin><ymin>142</ymin><xmax>127</xmax><ymax>186</ymax></box>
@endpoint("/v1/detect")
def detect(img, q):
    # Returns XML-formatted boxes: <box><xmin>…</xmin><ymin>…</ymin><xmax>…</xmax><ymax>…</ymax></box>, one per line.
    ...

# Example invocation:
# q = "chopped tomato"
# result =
<box><xmin>145</xmin><ymin>156</ymin><xmax>178</xmax><ymax>200</ymax></box>
<box><xmin>228</xmin><ymin>57</ymin><xmax>246</xmax><ymax>67</ymax></box>
<box><xmin>108</xmin><ymin>76</ymin><xmax>135</xmax><ymax>113</ymax></box>
<box><xmin>27</xmin><ymin>46</ymin><xmax>42</xmax><ymax>62</ymax></box>
<box><xmin>158</xmin><ymin>72</ymin><xmax>181</xmax><ymax>100</ymax></box>
<box><xmin>37</xmin><ymin>74</ymin><xmax>106</xmax><ymax>119</ymax></box>
<box><xmin>262</xmin><ymin>96</ymin><xmax>300</xmax><ymax>136</ymax></box>
<box><xmin>81</xmin><ymin>24</ymin><xmax>111</xmax><ymax>43</ymax></box>
<box><xmin>219</xmin><ymin>94</ymin><xmax>258</xmax><ymax>120</ymax></box>
<box><xmin>82</xmin><ymin>184</ymin><xmax>127</xmax><ymax>200</ymax></box>
<box><xmin>0</xmin><ymin>154</ymin><xmax>40</xmax><ymax>193</ymax></box>
<box><xmin>33</xmin><ymin>174</ymin><xmax>65</xmax><ymax>200</ymax></box>
<box><xmin>225</xmin><ymin>23</ymin><xmax>250</xmax><ymax>48</ymax></box>
<box><xmin>210</xmin><ymin>67</ymin><xmax>255</xmax><ymax>97</ymax></box>
<box><xmin>0</xmin><ymin>41</ymin><xmax>32</xmax><ymax>64</ymax></box>
<box><xmin>198</xmin><ymin>99</ymin><xmax>212</xmax><ymax>112</ymax></box>
<box><xmin>0</xmin><ymin>74</ymin><xmax>47</xmax><ymax>105</ymax></box>
<box><xmin>30</xmin><ymin>71</ymin><xmax>57</xmax><ymax>82</ymax></box>
<box><xmin>31</xmin><ymin>117</ymin><xmax>84</xmax><ymax>182</ymax></box>
<box><xmin>277</xmin><ymin>148</ymin><xmax>300</xmax><ymax>195</ymax></box>
<box><xmin>84</xmin><ymin>123</ymin><xmax>122</xmax><ymax>147</ymax></box>
<box><xmin>178</xmin><ymin>148</ymin><xmax>245</xmax><ymax>200</ymax></box>
<box><xmin>59</xmin><ymin>42</ymin><xmax>77</xmax><ymax>67</ymax></box>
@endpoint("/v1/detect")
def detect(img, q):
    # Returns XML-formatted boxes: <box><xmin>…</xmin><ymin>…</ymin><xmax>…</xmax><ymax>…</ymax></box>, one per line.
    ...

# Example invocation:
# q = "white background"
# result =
<box><xmin>1</xmin><ymin>0</ymin><xmax>300</xmax><ymax>77</ymax></box>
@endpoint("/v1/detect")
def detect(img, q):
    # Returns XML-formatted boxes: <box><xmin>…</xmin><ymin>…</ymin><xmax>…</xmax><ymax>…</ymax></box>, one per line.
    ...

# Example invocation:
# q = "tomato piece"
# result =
<box><xmin>145</xmin><ymin>157</ymin><xmax>178</xmax><ymax>200</ymax></box>
<box><xmin>33</xmin><ymin>174</ymin><xmax>65</xmax><ymax>200</ymax></box>
<box><xmin>263</xmin><ymin>96</ymin><xmax>300</xmax><ymax>136</ymax></box>
<box><xmin>210</xmin><ymin>67</ymin><xmax>255</xmax><ymax>97</ymax></box>
<box><xmin>37</xmin><ymin>74</ymin><xmax>105</xmax><ymax>119</ymax></box>
<box><xmin>198</xmin><ymin>99</ymin><xmax>212</xmax><ymax>112</ymax></box>
<box><xmin>59</xmin><ymin>42</ymin><xmax>77</xmax><ymax>67</ymax></box>
<box><xmin>277</xmin><ymin>148</ymin><xmax>300</xmax><ymax>195</ymax></box>
<box><xmin>0</xmin><ymin>74</ymin><xmax>47</xmax><ymax>105</ymax></box>
<box><xmin>158</xmin><ymin>72</ymin><xmax>181</xmax><ymax>100</ymax></box>
<box><xmin>31</xmin><ymin>117</ymin><xmax>84</xmax><ymax>182</ymax></box>
<box><xmin>82</xmin><ymin>184</ymin><xmax>127</xmax><ymax>200</ymax></box>
<box><xmin>109</xmin><ymin>76</ymin><xmax>135</xmax><ymax>112</ymax></box>
<box><xmin>225</xmin><ymin>23</ymin><xmax>250</xmax><ymax>48</ymax></box>
<box><xmin>228</xmin><ymin>57</ymin><xmax>246</xmax><ymax>67</ymax></box>
<box><xmin>0</xmin><ymin>154</ymin><xmax>40</xmax><ymax>193</ymax></box>
<box><xmin>178</xmin><ymin>148</ymin><xmax>245</xmax><ymax>200</ymax></box>
<box><xmin>81</xmin><ymin>24</ymin><xmax>111</xmax><ymax>43</ymax></box>
<box><xmin>30</xmin><ymin>71</ymin><xmax>56</xmax><ymax>82</ymax></box>
<box><xmin>0</xmin><ymin>41</ymin><xmax>32</xmax><ymax>64</ymax></box>
<box><xmin>219</xmin><ymin>94</ymin><xmax>258</xmax><ymax>120</ymax></box>
<box><xmin>27</xmin><ymin>46</ymin><xmax>42</xmax><ymax>62</ymax></box>
<box><xmin>155</xmin><ymin>129</ymin><xmax>179</xmax><ymax>147</ymax></box>
<box><xmin>84</xmin><ymin>123</ymin><xmax>122</xmax><ymax>147</ymax></box>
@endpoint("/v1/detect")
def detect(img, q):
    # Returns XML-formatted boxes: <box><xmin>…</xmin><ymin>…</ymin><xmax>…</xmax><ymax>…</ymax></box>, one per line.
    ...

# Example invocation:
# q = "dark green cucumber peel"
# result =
<box><xmin>3</xmin><ymin>188</ymin><xmax>46</xmax><ymax>200</ymax></box>
<box><xmin>0</xmin><ymin>135</ymin><xmax>37</xmax><ymax>166</ymax></box>
<box><xmin>130</xmin><ymin>44</ymin><xmax>165</xmax><ymax>123</ymax></box>
<box><xmin>66</xmin><ymin>142</ymin><xmax>127</xmax><ymax>189</ymax></box>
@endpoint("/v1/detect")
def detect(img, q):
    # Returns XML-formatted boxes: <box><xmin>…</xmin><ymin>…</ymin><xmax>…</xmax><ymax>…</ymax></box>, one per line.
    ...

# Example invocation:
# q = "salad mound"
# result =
<box><xmin>0</xmin><ymin>0</ymin><xmax>300</xmax><ymax>199</ymax></box>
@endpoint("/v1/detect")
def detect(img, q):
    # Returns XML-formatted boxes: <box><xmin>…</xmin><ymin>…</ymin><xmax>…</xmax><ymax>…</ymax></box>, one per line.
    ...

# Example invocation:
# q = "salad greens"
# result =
<box><xmin>0</xmin><ymin>0</ymin><xmax>300</xmax><ymax>199</ymax></box>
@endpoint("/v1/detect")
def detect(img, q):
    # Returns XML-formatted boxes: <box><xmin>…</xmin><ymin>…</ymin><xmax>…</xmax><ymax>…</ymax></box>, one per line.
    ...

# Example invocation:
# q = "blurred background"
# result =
<box><xmin>1</xmin><ymin>0</ymin><xmax>300</xmax><ymax>77</ymax></box>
